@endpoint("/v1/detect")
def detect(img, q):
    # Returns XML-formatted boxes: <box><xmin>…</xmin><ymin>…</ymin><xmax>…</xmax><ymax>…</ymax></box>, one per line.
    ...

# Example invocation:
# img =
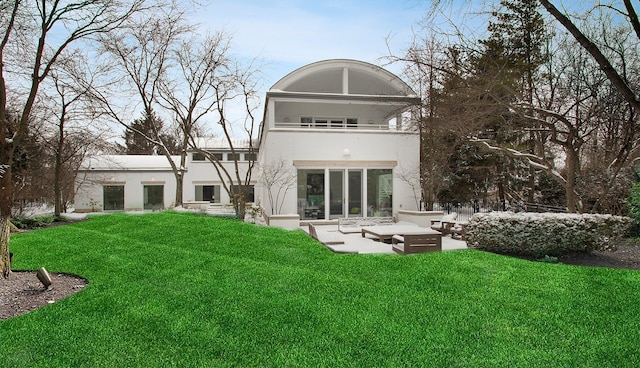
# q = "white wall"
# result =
<box><xmin>257</xmin><ymin>129</ymin><xmax>420</xmax><ymax>216</ymax></box>
<box><xmin>261</xmin><ymin>129</ymin><xmax>417</xmax><ymax>162</ymax></box>
<box><xmin>184</xmin><ymin>157</ymin><xmax>256</xmax><ymax>204</ymax></box>
<box><xmin>74</xmin><ymin>170</ymin><xmax>177</xmax><ymax>212</ymax></box>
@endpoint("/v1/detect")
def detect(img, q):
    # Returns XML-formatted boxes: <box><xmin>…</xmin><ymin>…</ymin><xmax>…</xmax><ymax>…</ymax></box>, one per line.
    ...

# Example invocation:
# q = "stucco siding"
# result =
<box><xmin>74</xmin><ymin>170</ymin><xmax>177</xmax><ymax>212</ymax></box>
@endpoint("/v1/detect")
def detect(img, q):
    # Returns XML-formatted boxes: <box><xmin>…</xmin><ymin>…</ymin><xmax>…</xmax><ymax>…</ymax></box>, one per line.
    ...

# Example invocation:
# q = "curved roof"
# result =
<box><xmin>270</xmin><ymin>59</ymin><xmax>415</xmax><ymax>97</ymax></box>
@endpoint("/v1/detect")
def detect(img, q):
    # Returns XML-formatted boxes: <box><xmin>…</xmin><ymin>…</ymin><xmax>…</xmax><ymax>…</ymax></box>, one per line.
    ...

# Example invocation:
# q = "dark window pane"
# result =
<box><xmin>144</xmin><ymin>185</ymin><xmax>164</xmax><ymax>210</ymax></box>
<box><xmin>103</xmin><ymin>186</ymin><xmax>124</xmax><ymax>211</ymax></box>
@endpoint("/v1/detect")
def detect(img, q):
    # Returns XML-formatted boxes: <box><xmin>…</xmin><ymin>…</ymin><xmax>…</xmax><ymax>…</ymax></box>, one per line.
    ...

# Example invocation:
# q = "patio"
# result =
<box><xmin>302</xmin><ymin>223</ymin><xmax>468</xmax><ymax>254</ymax></box>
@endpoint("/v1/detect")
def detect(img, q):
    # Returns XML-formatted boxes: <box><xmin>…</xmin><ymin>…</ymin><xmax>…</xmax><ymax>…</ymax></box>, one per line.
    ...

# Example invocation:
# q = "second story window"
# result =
<box><xmin>299</xmin><ymin>116</ymin><xmax>358</xmax><ymax>129</ymax></box>
<box><xmin>245</xmin><ymin>153</ymin><xmax>257</xmax><ymax>161</ymax></box>
<box><xmin>193</xmin><ymin>152</ymin><xmax>224</xmax><ymax>161</ymax></box>
<box><xmin>315</xmin><ymin>119</ymin><xmax>328</xmax><ymax>128</ymax></box>
<box><xmin>227</xmin><ymin>153</ymin><xmax>240</xmax><ymax>161</ymax></box>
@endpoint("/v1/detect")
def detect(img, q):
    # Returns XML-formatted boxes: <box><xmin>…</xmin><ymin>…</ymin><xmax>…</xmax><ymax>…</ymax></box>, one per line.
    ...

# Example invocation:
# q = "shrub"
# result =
<box><xmin>466</xmin><ymin>212</ymin><xmax>633</xmax><ymax>258</ymax></box>
<box><xmin>11</xmin><ymin>214</ymin><xmax>58</xmax><ymax>230</ymax></box>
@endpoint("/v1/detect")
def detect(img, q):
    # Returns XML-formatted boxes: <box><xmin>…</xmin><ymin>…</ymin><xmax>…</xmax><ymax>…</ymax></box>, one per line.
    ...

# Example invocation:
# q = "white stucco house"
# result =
<box><xmin>255</xmin><ymin>59</ymin><xmax>421</xmax><ymax>220</ymax></box>
<box><xmin>74</xmin><ymin>59</ymin><xmax>421</xmax><ymax>220</ymax></box>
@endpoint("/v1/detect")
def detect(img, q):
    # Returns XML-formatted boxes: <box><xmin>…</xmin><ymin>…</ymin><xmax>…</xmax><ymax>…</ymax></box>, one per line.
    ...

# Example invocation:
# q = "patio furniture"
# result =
<box><xmin>450</xmin><ymin>221</ymin><xmax>468</xmax><ymax>240</ymax></box>
<box><xmin>430</xmin><ymin>212</ymin><xmax>458</xmax><ymax>235</ymax></box>
<box><xmin>361</xmin><ymin>224</ymin><xmax>441</xmax><ymax>243</ymax></box>
<box><xmin>391</xmin><ymin>233</ymin><xmax>442</xmax><ymax>254</ymax></box>
<box><xmin>396</xmin><ymin>210</ymin><xmax>445</xmax><ymax>227</ymax></box>
<box><xmin>308</xmin><ymin>223</ymin><xmax>345</xmax><ymax>245</ymax></box>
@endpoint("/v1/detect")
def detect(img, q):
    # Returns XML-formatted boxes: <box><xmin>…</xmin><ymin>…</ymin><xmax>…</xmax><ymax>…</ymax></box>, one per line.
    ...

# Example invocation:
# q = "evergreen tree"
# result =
<box><xmin>123</xmin><ymin>110</ymin><xmax>179</xmax><ymax>155</ymax></box>
<box><xmin>442</xmin><ymin>0</ymin><xmax>548</xmax><ymax>207</ymax></box>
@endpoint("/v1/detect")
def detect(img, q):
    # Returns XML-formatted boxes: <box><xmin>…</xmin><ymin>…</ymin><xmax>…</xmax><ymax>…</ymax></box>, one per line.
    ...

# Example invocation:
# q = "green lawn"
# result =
<box><xmin>2</xmin><ymin>211</ymin><xmax>639</xmax><ymax>367</ymax></box>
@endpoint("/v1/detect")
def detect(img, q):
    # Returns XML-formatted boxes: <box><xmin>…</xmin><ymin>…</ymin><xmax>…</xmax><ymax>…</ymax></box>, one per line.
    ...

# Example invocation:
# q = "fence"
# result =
<box><xmin>430</xmin><ymin>202</ymin><xmax>568</xmax><ymax>221</ymax></box>
<box><xmin>524</xmin><ymin>203</ymin><xmax>568</xmax><ymax>213</ymax></box>
<box><xmin>432</xmin><ymin>203</ymin><xmax>489</xmax><ymax>222</ymax></box>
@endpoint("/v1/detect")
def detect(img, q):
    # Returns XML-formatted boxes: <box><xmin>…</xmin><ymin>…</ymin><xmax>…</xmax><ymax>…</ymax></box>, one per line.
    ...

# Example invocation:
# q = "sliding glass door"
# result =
<box><xmin>297</xmin><ymin>168</ymin><xmax>390</xmax><ymax>220</ymax></box>
<box><xmin>329</xmin><ymin>170</ymin><xmax>344</xmax><ymax>219</ymax></box>
<box><xmin>348</xmin><ymin>170</ymin><xmax>363</xmax><ymax>217</ymax></box>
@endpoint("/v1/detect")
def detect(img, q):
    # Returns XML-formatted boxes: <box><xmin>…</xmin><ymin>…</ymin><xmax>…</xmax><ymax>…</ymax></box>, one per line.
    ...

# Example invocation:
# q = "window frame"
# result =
<box><xmin>299</xmin><ymin>116</ymin><xmax>358</xmax><ymax>128</ymax></box>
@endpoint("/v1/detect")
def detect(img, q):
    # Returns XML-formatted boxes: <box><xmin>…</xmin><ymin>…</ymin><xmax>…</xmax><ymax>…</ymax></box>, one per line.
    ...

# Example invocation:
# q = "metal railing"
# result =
<box><xmin>430</xmin><ymin>202</ymin><xmax>568</xmax><ymax>221</ymax></box>
<box><xmin>432</xmin><ymin>203</ymin><xmax>490</xmax><ymax>222</ymax></box>
<box><xmin>524</xmin><ymin>203</ymin><xmax>568</xmax><ymax>213</ymax></box>
<box><xmin>273</xmin><ymin>121</ymin><xmax>412</xmax><ymax>131</ymax></box>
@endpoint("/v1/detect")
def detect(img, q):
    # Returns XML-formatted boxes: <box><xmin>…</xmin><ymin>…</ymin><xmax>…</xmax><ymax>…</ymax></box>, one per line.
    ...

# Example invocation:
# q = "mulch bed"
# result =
<box><xmin>1</xmin><ymin>271</ymin><xmax>88</xmax><ymax>320</ymax></box>
<box><xmin>557</xmin><ymin>241</ymin><xmax>640</xmax><ymax>270</ymax></box>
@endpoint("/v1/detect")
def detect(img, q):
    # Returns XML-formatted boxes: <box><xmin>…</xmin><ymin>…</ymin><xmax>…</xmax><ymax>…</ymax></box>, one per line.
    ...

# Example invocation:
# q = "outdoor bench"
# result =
<box><xmin>391</xmin><ymin>233</ymin><xmax>442</xmax><ymax>254</ymax></box>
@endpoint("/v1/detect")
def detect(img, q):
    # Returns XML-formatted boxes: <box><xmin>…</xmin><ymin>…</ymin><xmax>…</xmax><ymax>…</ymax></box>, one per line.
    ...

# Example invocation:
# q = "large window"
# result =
<box><xmin>144</xmin><ymin>185</ymin><xmax>164</xmax><ymax>210</ymax></box>
<box><xmin>297</xmin><ymin>169</ymin><xmax>324</xmax><ymax>219</ymax></box>
<box><xmin>329</xmin><ymin>170</ymin><xmax>344</xmax><ymax>218</ymax></box>
<box><xmin>195</xmin><ymin>185</ymin><xmax>220</xmax><ymax>203</ymax></box>
<box><xmin>367</xmin><ymin>169</ymin><xmax>393</xmax><ymax>217</ymax></box>
<box><xmin>348</xmin><ymin>170</ymin><xmax>363</xmax><ymax>216</ymax></box>
<box><xmin>297</xmin><ymin>168</ymin><xmax>392</xmax><ymax>220</ymax></box>
<box><xmin>103</xmin><ymin>185</ymin><xmax>124</xmax><ymax>211</ymax></box>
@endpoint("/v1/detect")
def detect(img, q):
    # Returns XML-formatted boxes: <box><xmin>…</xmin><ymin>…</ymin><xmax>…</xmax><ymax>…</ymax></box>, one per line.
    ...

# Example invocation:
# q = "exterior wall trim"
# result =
<box><xmin>191</xmin><ymin>181</ymin><xmax>221</xmax><ymax>184</ymax></box>
<box><xmin>293</xmin><ymin>160</ymin><xmax>397</xmax><ymax>168</ymax></box>
<box><xmin>267</xmin><ymin>91</ymin><xmax>420</xmax><ymax>104</ymax></box>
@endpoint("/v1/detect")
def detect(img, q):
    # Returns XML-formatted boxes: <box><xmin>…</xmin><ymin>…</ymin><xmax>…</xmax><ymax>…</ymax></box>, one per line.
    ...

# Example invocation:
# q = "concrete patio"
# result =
<box><xmin>303</xmin><ymin>223</ymin><xmax>468</xmax><ymax>254</ymax></box>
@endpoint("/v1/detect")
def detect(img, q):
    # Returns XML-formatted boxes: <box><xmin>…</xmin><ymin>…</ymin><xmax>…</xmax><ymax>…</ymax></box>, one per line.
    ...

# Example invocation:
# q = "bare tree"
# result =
<box><xmin>537</xmin><ymin>0</ymin><xmax>640</xmax><ymax>213</ymax></box>
<box><xmin>156</xmin><ymin>31</ymin><xmax>233</xmax><ymax>207</ymax></box>
<box><xmin>540</xmin><ymin>0</ymin><xmax>640</xmax><ymax>112</ymax></box>
<box><xmin>190</xmin><ymin>60</ymin><xmax>262</xmax><ymax>221</ymax></box>
<box><xmin>41</xmin><ymin>50</ymin><xmax>111</xmax><ymax>217</ymax></box>
<box><xmin>97</xmin><ymin>1</ymin><xmax>190</xmax><ymax>206</ymax></box>
<box><xmin>0</xmin><ymin>0</ymin><xmax>151</xmax><ymax>277</ymax></box>
<box><xmin>414</xmin><ymin>0</ymin><xmax>640</xmax><ymax>214</ymax></box>
<box><xmin>259</xmin><ymin>159</ymin><xmax>296</xmax><ymax>215</ymax></box>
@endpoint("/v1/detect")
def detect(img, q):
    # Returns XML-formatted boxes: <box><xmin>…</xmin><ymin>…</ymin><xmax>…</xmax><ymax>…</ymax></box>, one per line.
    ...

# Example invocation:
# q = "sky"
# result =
<box><xmin>190</xmin><ymin>0</ymin><xmax>492</xmax><ymax>130</ymax></box>
<box><xmin>197</xmin><ymin>0</ymin><xmax>426</xmax><ymax>92</ymax></box>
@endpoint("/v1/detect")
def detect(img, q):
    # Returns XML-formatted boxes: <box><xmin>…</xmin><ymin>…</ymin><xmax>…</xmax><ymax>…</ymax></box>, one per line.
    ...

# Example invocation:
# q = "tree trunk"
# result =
<box><xmin>54</xmin><ymin>126</ymin><xmax>64</xmax><ymax>217</ymax></box>
<box><xmin>0</xmin><ymin>163</ymin><xmax>12</xmax><ymax>278</ymax></box>
<box><xmin>0</xmin><ymin>213</ymin><xmax>11</xmax><ymax>278</ymax></box>
<box><xmin>174</xmin><ymin>150</ymin><xmax>188</xmax><ymax>207</ymax></box>
<box><xmin>565</xmin><ymin>148</ymin><xmax>580</xmax><ymax>213</ymax></box>
<box><xmin>527</xmin><ymin>130</ymin><xmax>536</xmax><ymax>203</ymax></box>
<box><xmin>233</xmin><ymin>193</ymin><xmax>246</xmax><ymax>221</ymax></box>
<box><xmin>175</xmin><ymin>171</ymin><xmax>183</xmax><ymax>207</ymax></box>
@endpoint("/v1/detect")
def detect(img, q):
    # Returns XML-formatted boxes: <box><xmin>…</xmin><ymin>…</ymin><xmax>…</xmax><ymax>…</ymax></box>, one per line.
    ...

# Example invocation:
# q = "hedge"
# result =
<box><xmin>465</xmin><ymin>212</ymin><xmax>633</xmax><ymax>257</ymax></box>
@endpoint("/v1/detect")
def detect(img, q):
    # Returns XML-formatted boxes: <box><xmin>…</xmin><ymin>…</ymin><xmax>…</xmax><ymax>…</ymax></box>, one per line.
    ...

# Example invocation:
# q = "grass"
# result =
<box><xmin>2</xmin><ymin>211</ymin><xmax>640</xmax><ymax>367</ymax></box>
